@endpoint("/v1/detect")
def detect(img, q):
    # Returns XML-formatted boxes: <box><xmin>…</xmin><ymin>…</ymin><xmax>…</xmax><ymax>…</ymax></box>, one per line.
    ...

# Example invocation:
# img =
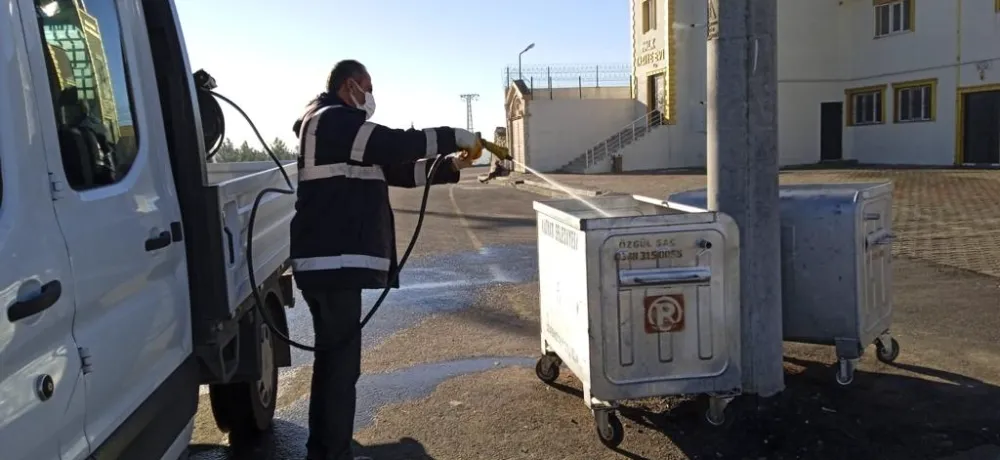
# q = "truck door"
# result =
<box><xmin>19</xmin><ymin>0</ymin><xmax>194</xmax><ymax>453</ymax></box>
<box><xmin>0</xmin><ymin>1</ymin><xmax>87</xmax><ymax>458</ymax></box>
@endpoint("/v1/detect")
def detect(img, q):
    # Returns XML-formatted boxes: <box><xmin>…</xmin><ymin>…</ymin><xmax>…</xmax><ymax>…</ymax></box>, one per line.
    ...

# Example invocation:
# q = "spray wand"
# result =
<box><xmin>457</xmin><ymin>132</ymin><xmax>512</xmax><ymax>163</ymax></box>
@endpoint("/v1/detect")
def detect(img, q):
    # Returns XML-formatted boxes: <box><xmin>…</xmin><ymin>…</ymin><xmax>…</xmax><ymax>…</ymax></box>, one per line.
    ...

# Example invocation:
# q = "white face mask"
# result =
<box><xmin>359</xmin><ymin>92</ymin><xmax>376</xmax><ymax>120</ymax></box>
<box><xmin>350</xmin><ymin>85</ymin><xmax>376</xmax><ymax>120</ymax></box>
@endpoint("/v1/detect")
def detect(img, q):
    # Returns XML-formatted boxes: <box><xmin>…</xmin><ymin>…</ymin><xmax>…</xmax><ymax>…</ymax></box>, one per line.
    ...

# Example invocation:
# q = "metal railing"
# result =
<box><xmin>570</xmin><ymin>110</ymin><xmax>664</xmax><ymax>172</ymax></box>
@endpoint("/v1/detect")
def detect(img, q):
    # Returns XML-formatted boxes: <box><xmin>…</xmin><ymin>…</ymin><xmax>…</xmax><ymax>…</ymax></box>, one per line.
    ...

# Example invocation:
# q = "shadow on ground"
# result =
<box><xmin>188</xmin><ymin>420</ymin><xmax>434</xmax><ymax>459</ymax></box>
<box><xmin>547</xmin><ymin>357</ymin><xmax>1000</xmax><ymax>460</ymax></box>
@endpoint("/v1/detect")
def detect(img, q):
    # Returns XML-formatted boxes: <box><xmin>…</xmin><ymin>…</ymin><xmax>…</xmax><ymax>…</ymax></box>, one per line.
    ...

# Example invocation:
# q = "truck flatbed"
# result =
<box><xmin>206</xmin><ymin>161</ymin><xmax>297</xmax><ymax>316</ymax></box>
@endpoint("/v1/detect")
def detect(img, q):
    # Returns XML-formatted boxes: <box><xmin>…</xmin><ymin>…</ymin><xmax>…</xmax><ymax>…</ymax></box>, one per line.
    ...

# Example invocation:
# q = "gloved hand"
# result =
<box><xmin>450</xmin><ymin>153</ymin><xmax>474</xmax><ymax>172</ymax></box>
<box><xmin>454</xmin><ymin>128</ymin><xmax>483</xmax><ymax>160</ymax></box>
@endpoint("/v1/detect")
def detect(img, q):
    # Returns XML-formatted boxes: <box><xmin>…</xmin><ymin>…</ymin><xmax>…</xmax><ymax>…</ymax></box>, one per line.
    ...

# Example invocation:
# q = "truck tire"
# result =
<box><xmin>208</xmin><ymin>311</ymin><xmax>278</xmax><ymax>439</ymax></box>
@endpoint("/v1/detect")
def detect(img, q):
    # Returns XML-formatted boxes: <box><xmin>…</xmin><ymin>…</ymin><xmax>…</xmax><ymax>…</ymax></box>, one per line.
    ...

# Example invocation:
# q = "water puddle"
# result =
<box><xmin>281</xmin><ymin>356</ymin><xmax>535</xmax><ymax>430</ymax></box>
<box><xmin>284</xmin><ymin>244</ymin><xmax>538</xmax><ymax>368</ymax></box>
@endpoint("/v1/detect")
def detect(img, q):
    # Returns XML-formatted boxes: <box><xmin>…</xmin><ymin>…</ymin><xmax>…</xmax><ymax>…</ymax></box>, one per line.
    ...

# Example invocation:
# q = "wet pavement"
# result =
<box><xmin>191</xmin><ymin>358</ymin><xmax>535</xmax><ymax>460</ymax></box>
<box><xmin>283</xmin><ymin>244</ymin><xmax>538</xmax><ymax>369</ymax></box>
<box><xmin>190</xmin><ymin>171</ymin><xmax>547</xmax><ymax>458</ymax></box>
<box><xmin>188</xmin><ymin>169</ymin><xmax>1000</xmax><ymax>459</ymax></box>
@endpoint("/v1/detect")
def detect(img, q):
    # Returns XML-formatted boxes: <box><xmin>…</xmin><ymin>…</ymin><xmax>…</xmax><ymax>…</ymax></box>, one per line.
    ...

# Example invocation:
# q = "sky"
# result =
<box><xmin>172</xmin><ymin>0</ymin><xmax>632</xmax><ymax>151</ymax></box>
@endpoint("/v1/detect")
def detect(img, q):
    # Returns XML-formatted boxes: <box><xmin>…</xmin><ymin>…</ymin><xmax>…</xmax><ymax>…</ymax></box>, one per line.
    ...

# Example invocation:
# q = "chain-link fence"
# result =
<box><xmin>502</xmin><ymin>63</ymin><xmax>632</xmax><ymax>93</ymax></box>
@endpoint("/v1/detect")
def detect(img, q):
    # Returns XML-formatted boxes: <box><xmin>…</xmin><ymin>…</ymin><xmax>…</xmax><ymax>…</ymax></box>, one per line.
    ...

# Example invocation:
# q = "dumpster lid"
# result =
<box><xmin>533</xmin><ymin>193</ymin><xmax>721</xmax><ymax>231</ymax></box>
<box><xmin>666</xmin><ymin>182</ymin><xmax>893</xmax><ymax>210</ymax></box>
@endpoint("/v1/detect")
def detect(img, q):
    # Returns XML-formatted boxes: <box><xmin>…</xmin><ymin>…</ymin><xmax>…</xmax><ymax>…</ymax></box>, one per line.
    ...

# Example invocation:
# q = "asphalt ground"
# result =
<box><xmin>189</xmin><ymin>166</ymin><xmax>1000</xmax><ymax>460</ymax></box>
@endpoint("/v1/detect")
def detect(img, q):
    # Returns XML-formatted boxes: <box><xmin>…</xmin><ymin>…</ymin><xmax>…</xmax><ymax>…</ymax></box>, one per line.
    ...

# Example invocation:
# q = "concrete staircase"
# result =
<box><xmin>556</xmin><ymin>110</ymin><xmax>665</xmax><ymax>173</ymax></box>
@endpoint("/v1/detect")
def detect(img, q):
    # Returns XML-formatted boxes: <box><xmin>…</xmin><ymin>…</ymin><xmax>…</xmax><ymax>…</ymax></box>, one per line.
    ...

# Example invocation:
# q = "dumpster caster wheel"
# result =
<box><xmin>535</xmin><ymin>355</ymin><xmax>561</xmax><ymax>384</ymax></box>
<box><xmin>875</xmin><ymin>337</ymin><xmax>900</xmax><ymax>364</ymax></box>
<box><xmin>836</xmin><ymin>359</ymin><xmax>855</xmax><ymax>386</ymax></box>
<box><xmin>705</xmin><ymin>395</ymin><xmax>734</xmax><ymax>426</ymax></box>
<box><xmin>594</xmin><ymin>410</ymin><xmax>624</xmax><ymax>448</ymax></box>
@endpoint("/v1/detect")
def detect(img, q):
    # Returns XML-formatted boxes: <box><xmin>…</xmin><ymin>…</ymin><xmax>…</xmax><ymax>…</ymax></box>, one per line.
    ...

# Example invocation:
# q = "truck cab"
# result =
<box><xmin>0</xmin><ymin>0</ymin><xmax>296</xmax><ymax>458</ymax></box>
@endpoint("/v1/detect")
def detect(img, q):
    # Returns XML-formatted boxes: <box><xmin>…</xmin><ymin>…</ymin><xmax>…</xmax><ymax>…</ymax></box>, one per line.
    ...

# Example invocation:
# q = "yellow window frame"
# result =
<box><xmin>845</xmin><ymin>84</ymin><xmax>888</xmax><ymax>126</ymax></box>
<box><xmin>873</xmin><ymin>0</ymin><xmax>915</xmax><ymax>37</ymax></box>
<box><xmin>892</xmin><ymin>78</ymin><xmax>937</xmax><ymax>123</ymax></box>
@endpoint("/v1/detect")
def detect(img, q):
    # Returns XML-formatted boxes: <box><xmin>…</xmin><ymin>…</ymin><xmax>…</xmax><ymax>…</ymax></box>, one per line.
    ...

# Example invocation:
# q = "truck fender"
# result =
<box><xmin>264</xmin><ymin>290</ymin><xmax>292</xmax><ymax>368</ymax></box>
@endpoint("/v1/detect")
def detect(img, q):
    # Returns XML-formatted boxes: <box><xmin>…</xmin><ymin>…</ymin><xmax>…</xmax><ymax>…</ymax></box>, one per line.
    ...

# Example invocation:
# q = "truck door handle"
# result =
<box><xmin>145</xmin><ymin>231</ymin><xmax>172</xmax><ymax>251</ymax></box>
<box><xmin>8</xmin><ymin>280</ymin><xmax>62</xmax><ymax>322</ymax></box>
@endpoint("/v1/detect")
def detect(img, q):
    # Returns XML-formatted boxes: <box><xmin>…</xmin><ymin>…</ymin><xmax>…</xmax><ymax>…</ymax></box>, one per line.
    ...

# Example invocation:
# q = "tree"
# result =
<box><xmin>211</xmin><ymin>137</ymin><xmax>297</xmax><ymax>163</ymax></box>
<box><xmin>237</xmin><ymin>140</ymin><xmax>256</xmax><ymax>161</ymax></box>
<box><xmin>270</xmin><ymin>137</ymin><xmax>295</xmax><ymax>160</ymax></box>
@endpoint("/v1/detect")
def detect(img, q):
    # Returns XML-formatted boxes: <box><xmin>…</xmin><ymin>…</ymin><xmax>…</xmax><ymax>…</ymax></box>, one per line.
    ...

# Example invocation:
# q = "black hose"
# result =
<box><xmin>207</xmin><ymin>90</ymin><xmax>292</xmax><ymax>188</ymax></box>
<box><xmin>198</xmin><ymin>87</ymin><xmax>226</xmax><ymax>160</ymax></box>
<box><xmin>208</xmin><ymin>90</ymin><xmax>444</xmax><ymax>353</ymax></box>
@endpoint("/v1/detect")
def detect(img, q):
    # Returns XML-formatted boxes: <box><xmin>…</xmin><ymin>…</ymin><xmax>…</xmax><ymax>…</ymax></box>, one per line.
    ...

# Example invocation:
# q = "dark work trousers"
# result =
<box><xmin>303</xmin><ymin>288</ymin><xmax>362</xmax><ymax>460</ymax></box>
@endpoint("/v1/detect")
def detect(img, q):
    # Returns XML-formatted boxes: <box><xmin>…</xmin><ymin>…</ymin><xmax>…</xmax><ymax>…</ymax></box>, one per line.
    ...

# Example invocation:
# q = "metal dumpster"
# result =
<box><xmin>667</xmin><ymin>182</ymin><xmax>899</xmax><ymax>385</ymax></box>
<box><xmin>533</xmin><ymin>194</ymin><xmax>742</xmax><ymax>448</ymax></box>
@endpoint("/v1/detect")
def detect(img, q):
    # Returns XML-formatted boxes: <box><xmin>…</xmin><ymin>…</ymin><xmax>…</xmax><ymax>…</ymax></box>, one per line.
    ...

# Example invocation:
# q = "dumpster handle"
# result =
<box><xmin>618</xmin><ymin>267</ymin><xmax>711</xmax><ymax>287</ymax></box>
<box><xmin>865</xmin><ymin>229</ymin><xmax>895</xmax><ymax>248</ymax></box>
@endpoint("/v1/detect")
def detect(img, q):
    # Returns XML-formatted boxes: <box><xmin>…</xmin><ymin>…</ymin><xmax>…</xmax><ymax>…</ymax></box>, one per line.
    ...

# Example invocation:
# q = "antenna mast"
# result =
<box><xmin>459</xmin><ymin>93</ymin><xmax>480</xmax><ymax>132</ymax></box>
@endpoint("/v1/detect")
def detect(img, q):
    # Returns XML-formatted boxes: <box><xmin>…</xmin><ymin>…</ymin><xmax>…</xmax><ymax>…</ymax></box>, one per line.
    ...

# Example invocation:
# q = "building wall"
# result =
<box><xmin>625</xmin><ymin>0</ymin><xmax>708</xmax><ymax>170</ymax></box>
<box><xmin>775</xmin><ymin>0</ymin><xmax>847</xmax><ymax>166</ymax></box>
<box><xmin>618</xmin><ymin>128</ymin><xmax>674</xmax><ymax>171</ymax></box>
<box><xmin>626</xmin><ymin>0</ymin><xmax>1000</xmax><ymax>169</ymax></box>
<box><xmin>838</xmin><ymin>0</ymin><xmax>1000</xmax><ymax>165</ymax></box>
<box><xmin>511</xmin><ymin>118</ymin><xmax>526</xmax><ymax>172</ymax></box>
<box><xmin>531</xmin><ymin>86</ymin><xmax>633</xmax><ymax>101</ymax></box>
<box><xmin>667</xmin><ymin>0</ymin><xmax>708</xmax><ymax>167</ymax></box>
<box><xmin>526</xmin><ymin>97</ymin><xmax>640</xmax><ymax>172</ymax></box>
<box><xmin>632</xmin><ymin>0</ymin><xmax>670</xmax><ymax>118</ymax></box>
<box><xmin>838</xmin><ymin>0</ymin><xmax>952</xmax><ymax>164</ymax></box>
<box><xmin>509</xmin><ymin>91</ymin><xmax>528</xmax><ymax>173</ymax></box>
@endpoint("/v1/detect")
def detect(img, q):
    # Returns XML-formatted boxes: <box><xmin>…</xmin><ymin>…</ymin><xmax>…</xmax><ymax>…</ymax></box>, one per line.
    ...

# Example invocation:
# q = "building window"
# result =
<box><xmin>846</xmin><ymin>85</ymin><xmax>886</xmax><ymax>126</ymax></box>
<box><xmin>33</xmin><ymin>0</ymin><xmax>140</xmax><ymax>191</ymax></box>
<box><xmin>642</xmin><ymin>0</ymin><xmax>656</xmax><ymax>33</ymax></box>
<box><xmin>874</xmin><ymin>0</ymin><xmax>913</xmax><ymax>38</ymax></box>
<box><xmin>893</xmin><ymin>78</ymin><xmax>937</xmax><ymax>123</ymax></box>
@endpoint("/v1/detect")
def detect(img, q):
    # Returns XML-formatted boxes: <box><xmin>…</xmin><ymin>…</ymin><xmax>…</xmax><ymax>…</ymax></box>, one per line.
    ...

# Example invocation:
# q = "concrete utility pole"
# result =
<box><xmin>705</xmin><ymin>0</ymin><xmax>784</xmax><ymax>397</ymax></box>
<box><xmin>459</xmin><ymin>93</ymin><xmax>479</xmax><ymax>132</ymax></box>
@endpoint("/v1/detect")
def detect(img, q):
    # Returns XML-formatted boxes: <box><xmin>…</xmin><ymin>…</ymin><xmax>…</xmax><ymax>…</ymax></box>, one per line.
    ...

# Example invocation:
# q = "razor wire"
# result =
<box><xmin>502</xmin><ymin>63</ymin><xmax>633</xmax><ymax>90</ymax></box>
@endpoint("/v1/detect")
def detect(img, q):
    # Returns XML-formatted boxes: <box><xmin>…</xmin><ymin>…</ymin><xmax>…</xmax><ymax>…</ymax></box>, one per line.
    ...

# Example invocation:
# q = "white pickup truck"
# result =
<box><xmin>1</xmin><ymin>0</ymin><xmax>298</xmax><ymax>458</ymax></box>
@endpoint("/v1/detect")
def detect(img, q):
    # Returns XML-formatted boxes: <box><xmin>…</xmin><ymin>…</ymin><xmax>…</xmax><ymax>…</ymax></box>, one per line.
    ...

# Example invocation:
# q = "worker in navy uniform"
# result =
<box><xmin>290</xmin><ymin>59</ymin><xmax>478</xmax><ymax>460</ymax></box>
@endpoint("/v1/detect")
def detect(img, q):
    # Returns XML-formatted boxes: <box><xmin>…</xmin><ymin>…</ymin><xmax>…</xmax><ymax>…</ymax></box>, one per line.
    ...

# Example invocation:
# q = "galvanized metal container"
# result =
<box><xmin>667</xmin><ymin>182</ymin><xmax>899</xmax><ymax>385</ymax></box>
<box><xmin>532</xmin><ymin>194</ymin><xmax>742</xmax><ymax>447</ymax></box>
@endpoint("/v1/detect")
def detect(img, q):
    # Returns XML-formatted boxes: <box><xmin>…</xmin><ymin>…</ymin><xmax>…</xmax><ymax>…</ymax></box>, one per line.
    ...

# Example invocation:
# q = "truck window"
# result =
<box><xmin>33</xmin><ymin>0</ymin><xmax>139</xmax><ymax>191</ymax></box>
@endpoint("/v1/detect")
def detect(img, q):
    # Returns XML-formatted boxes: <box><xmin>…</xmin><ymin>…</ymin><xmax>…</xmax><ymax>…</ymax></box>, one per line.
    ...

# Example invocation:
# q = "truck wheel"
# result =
<box><xmin>209</xmin><ymin>319</ymin><xmax>278</xmax><ymax>438</ymax></box>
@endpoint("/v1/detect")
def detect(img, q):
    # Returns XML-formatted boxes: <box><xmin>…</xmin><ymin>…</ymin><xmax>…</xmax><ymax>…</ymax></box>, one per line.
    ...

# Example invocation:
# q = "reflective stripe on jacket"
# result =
<box><xmin>289</xmin><ymin>94</ymin><xmax>461</xmax><ymax>291</ymax></box>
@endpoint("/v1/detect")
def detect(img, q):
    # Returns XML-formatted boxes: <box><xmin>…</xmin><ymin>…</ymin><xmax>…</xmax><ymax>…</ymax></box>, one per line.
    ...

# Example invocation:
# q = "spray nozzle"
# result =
<box><xmin>459</xmin><ymin>132</ymin><xmax>510</xmax><ymax>163</ymax></box>
<box><xmin>482</xmin><ymin>138</ymin><xmax>511</xmax><ymax>161</ymax></box>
